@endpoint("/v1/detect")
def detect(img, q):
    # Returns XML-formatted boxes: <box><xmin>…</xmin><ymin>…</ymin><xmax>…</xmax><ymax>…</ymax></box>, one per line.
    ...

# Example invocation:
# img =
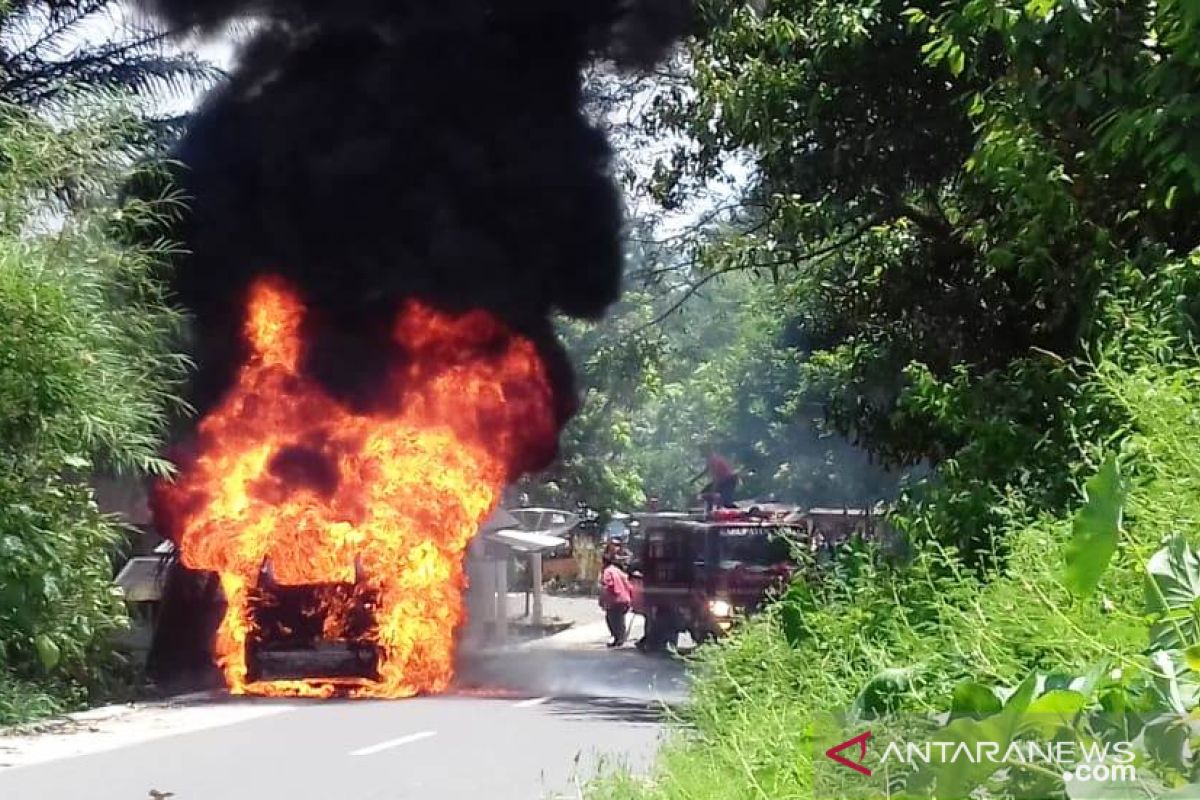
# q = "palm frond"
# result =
<box><xmin>0</xmin><ymin>0</ymin><xmax>221</xmax><ymax>113</ymax></box>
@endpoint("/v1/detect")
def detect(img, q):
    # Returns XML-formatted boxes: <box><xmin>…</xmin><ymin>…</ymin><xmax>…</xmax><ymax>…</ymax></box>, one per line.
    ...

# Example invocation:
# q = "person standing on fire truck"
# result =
<box><xmin>599</xmin><ymin>554</ymin><xmax>633</xmax><ymax>647</ymax></box>
<box><xmin>692</xmin><ymin>445</ymin><xmax>739</xmax><ymax>511</ymax></box>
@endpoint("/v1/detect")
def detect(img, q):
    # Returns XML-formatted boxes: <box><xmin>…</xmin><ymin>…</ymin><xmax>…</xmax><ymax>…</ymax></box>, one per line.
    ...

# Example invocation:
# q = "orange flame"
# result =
<box><xmin>156</xmin><ymin>277</ymin><xmax>555</xmax><ymax>697</ymax></box>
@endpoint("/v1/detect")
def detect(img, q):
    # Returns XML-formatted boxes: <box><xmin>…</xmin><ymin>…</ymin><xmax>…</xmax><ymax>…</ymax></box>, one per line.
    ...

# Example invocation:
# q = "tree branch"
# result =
<box><xmin>633</xmin><ymin>216</ymin><xmax>882</xmax><ymax>331</ymax></box>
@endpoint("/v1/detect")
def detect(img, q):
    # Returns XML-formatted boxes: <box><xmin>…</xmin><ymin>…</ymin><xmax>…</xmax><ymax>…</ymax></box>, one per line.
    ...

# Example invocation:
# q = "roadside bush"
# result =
<box><xmin>0</xmin><ymin>95</ymin><xmax>185</xmax><ymax>723</ymax></box>
<box><xmin>590</xmin><ymin>351</ymin><xmax>1200</xmax><ymax>799</ymax></box>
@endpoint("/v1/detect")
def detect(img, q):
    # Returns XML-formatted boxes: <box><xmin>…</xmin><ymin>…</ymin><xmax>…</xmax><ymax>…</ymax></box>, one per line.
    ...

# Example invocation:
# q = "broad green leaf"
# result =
<box><xmin>1027</xmin><ymin>689</ymin><xmax>1086</xmax><ymax>718</ymax></box>
<box><xmin>1093</xmin><ymin>687</ymin><xmax>1141</xmax><ymax>745</ymax></box>
<box><xmin>1025</xmin><ymin>0</ymin><xmax>1057</xmax><ymax>20</ymax></box>
<box><xmin>949</xmin><ymin>681</ymin><xmax>1001</xmax><ymax>719</ymax></box>
<box><xmin>967</xmin><ymin>92</ymin><xmax>985</xmax><ymax>118</ymax></box>
<box><xmin>906</xmin><ymin>677</ymin><xmax>1036</xmax><ymax>797</ymax></box>
<box><xmin>1150</xmin><ymin>649</ymin><xmax>1200</xmax><ymax>716</ymax></box>
<box><xmin>1146</xmin><ymin>536</ymin><xmax>1200</xmax><ymax>612</ymax></box>
<box><xmin>948</xmin><ymin>46</ymin><xmax>965</xmax><ymax>77</ymax></box>
<box><xmin>34</xmin><ymin>633</ymin><xmax>60</xmax><ymax>670</ymax></box>
<box><xmin>1023</xmin><ymin>689</ymin><xmax>1087</xmax><ymax>737</ymax></box>
<box><xmin>852</xmin><ymin>667</ymin><xmax>912</xmax><ymax>719</ymax></box>
<box><xmin>1165</xmin><ymin>185</ymin><xmax>1179</xmax><ymax>210</ymax></box>
<box><xmin>1064</xmin><ymin>456</ymin><xmax>1124</xmax><ymax>597</ymax></box>
<box><xmin>1186</xmin><ymin>645</ymin><xmax>1200</xmax><ymax>672</ymax></box>
<box><xmin>1143</xmin><ymin>712</ymin><xmax>1191</xmax><ymax>772</ymax></box>
<box><xmin>1145</xmin><ymin>536</ymin><xmax>1200</xmax><ymax>650</ymax></box>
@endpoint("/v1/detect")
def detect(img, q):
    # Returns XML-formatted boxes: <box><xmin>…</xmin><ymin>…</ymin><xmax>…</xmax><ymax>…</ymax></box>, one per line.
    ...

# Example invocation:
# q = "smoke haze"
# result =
<box><xmin>136</xmin><ymin>0</ymin><xmax>690</xmax><ymax>453</ymax></box>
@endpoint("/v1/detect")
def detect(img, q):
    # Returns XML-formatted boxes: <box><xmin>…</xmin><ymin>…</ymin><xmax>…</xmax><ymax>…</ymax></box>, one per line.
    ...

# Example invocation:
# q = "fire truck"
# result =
<box><xmin>627</xmin><ymin>506</ymin><xmax>811</xmax><ymax>651</ymax></box>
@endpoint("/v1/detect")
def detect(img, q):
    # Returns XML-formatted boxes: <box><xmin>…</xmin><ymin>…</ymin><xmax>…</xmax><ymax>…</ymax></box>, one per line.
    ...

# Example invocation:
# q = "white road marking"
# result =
<box><xmin>512</xmin><ymin>696</ymin><xmax>551</xmax><ymax>709</ymax></box>
<box><xmin>349</xmin><ymin>731</ymin><xmax>437</xmax><ymax>756</ymax></box>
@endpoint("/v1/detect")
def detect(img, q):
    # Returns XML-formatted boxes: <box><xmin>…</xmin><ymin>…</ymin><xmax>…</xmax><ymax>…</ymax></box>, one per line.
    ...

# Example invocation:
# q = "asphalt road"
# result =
<box><xmin>0</xmin><ymin>641</ymin><xmax>685</xmax><ymax>800</ymax></box>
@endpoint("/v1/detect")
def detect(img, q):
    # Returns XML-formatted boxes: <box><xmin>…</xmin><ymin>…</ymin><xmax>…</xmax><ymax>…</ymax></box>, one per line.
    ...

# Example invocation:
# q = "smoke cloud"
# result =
<box><xmin>136</xmin><ymin>0</ymin><xmax>690</xmax><ymax>449</ymax></box>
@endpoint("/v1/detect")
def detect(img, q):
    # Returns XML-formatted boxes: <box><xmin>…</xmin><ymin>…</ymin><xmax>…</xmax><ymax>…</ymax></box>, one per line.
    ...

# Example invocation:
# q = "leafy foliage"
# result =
<box><xmin>1063</xmin><ymin>455</ymin><xmax>1125</xmax><ymax>598</ymax></box>
<box><xmin>0</xmin><ymin>95</ymin><xmax>186</xmax><ymax>723</ymax></box>
<box><xmin>588</xmin><ymin>3</ymin><xmax>1200</xmax><ymax>794</ymax></box>
<box><xmin>0</xmin><ymin>1</ymin><xmax>220</xmax><ymax>116</ymax></box>
<box><xmin>589</xmin><ymin>337</ymin><xmax>1200</xmax><ymax>800</ymax></box>
<box><xmin>524</xmin><ymin>272</ymin><xmax>901</xmax><ymax>513</ymax></box>
<box><xmin>637</xmin><ymin>0</ymin><xmax>1200</xmax><ymax>554</ymax></box>
<box><xmin>1145</xmin><ymin>537</ymin><xmax>1200</xmax><ymax>653</ymax></box>
<box><xmin>895</xmin><ymin>528</ymin><xmax>1200</xmax><ymax>798</ymax></box>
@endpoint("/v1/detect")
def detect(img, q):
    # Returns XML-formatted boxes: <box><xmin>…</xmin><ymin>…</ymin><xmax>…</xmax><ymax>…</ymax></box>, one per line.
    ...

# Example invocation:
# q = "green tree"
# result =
<box><xmin>523</xmin><ymin>286</ymin><xmax>669</xmax><ymax>512</ymax></box>
<box><xmin>526</xmin><ymin>264</ymin><xmax>900</xmax><ymax>514</ymax></box>
<box><xmin>645</xmin><ymin>0</ymin><xmax>1200</xmax><ymax>552</ymax></box>
<box><xmin>0</xmin><ymin>95</ymin><xmax>186</xmax><ymax>722</ymax></box>
<box><xmin>0</xmin><ymin>1</ymin><xmax>219</xmax><ymax>117</ymax></box>
<box><xmin>589</xmin><ymin>5</ymin><xmax>1200</xmax><ymax>798</ymax></box>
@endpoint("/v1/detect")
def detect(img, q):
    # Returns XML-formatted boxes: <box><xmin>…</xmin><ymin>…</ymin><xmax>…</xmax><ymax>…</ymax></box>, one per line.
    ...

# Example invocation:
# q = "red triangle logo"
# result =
<box><xmin>825</xmin><ymin>730</ymin><xmax>873</xmax><ymax>776</ymax></box>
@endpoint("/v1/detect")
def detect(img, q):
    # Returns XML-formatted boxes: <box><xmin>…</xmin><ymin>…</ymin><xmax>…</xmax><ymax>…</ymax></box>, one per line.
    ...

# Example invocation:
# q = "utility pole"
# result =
<box><xmin>495</xmin><ymin>558</ymin><xmax>508</xmax><ymax>643</ymax></box>
<box><xmin>530</xmin><ymin>551</ymin><xmax>544</xmax><ymax>626</ymax></box>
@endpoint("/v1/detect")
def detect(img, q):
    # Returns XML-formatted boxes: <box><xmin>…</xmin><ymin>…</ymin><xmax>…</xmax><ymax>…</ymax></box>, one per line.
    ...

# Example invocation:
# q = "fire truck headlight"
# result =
<box><xmin>708</xmin><ymin>599</ymin><xmax>733</xmax><ymax>618</ymax></box>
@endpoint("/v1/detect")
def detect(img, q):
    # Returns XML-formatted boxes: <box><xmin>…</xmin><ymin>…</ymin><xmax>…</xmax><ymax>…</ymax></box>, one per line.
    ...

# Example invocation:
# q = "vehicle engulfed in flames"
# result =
<box><xmin>245</xmin><ymin>558</ymin><xmax>381</xmax><ymax>685</ymax></box>
<box><xmin>153</xmin><ymin>277</ymin><xmax>558</xmax><ymax>698</ymax></box>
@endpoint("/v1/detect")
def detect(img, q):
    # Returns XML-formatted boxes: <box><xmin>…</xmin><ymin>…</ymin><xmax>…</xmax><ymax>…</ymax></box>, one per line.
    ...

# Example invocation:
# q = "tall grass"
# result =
<box><xmin>591</xmin><ymin>357</ymin><xmax>1200</xmax><ymax>799</ymax></box>
<box><xmin>0</xmin><ymin>95</ymin><xmax>186</xmax><ymax>725</ymax></box>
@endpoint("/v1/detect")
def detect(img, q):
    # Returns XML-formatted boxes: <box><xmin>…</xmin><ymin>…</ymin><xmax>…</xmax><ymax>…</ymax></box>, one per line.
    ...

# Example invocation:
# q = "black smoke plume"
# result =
<box><xmin>136</xmin><ymin>0</ymin><xmax>689</xmax><ymax>682</ymax></box>
<box><xmin>135</xmin><ymin>0</ymin><xmax>691</xmax><ymax>460</ymax></box>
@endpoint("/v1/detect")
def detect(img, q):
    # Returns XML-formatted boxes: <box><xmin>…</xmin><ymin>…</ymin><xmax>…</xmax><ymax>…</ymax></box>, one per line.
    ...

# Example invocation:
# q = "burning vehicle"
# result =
<box><xmin>152</xmin><ymin>279</ymin><xmax>556</xmax><ymax>697</ymax></box>
<box><xmin>136</xmin><ymin>0</ymin><xmax>690</xmax><ymax>697</ymax></box>
<box><xmin>246</xmin><ymin>558</ymin><xmax>381</xmax><ymax>684</ymax></box>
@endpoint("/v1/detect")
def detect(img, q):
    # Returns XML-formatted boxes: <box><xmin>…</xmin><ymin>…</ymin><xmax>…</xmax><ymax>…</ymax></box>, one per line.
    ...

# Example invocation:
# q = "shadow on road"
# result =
<box><xmin>541</xmin><ymin>696</ymin><xmax>674</xmax><ymax>725</ymax></box>
<box><xmin>455</xmin><ymin>647</ymin><xmax>690</xmax><ymax>705</ymax></box>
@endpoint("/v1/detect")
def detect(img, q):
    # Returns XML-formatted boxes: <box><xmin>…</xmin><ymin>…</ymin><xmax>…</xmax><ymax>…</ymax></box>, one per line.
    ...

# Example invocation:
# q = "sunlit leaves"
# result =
<box><xmin>1145</xmin><ymin>536</ymin><xmax>1200</xmax><ymax>651</ymax></box>
<box><xmin>907</xmin><ymin>677</ymin><xmax>1037</xmax><ymax>798</ymax></box>
<box><xmin>649</xmin><ymin>0</ymin><xmax>1200</xmax><ymax>564</ymax></box>
<box><xmin>0</xmin><ymin>98</ymin><xmax>185</xmax><ymax>689</ymax></box>
<box><xmin>1063</xmin><ymin>456</ymin><xmax>1125</xmax><ymax>597</ymax></box>
<box><xmin>33</xmin><ymin>634</ymin><xmax>60</xmax><ymax>671</ymax></box>
<box><xmin>950</xmin><ymin>681</ymin><xmax>1003</xmax><ymax>720</ymax></box>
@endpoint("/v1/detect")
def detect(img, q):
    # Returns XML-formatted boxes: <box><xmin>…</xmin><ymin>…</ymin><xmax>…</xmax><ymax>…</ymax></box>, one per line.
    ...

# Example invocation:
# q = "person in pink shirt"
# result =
<box><xmin>599</xmin><ymin>554</ymin><xmax>633</xmax><ymax>647</ymax></box>
<box><xmin>691</xmin><ymin>445</ymin><xmax>739</xmax><ymax>511</ymax></box>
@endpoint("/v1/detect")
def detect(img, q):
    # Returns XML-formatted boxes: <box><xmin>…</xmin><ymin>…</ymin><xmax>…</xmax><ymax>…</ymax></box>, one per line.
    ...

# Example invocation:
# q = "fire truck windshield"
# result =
<box><xmin>717</xmin><ymin>527</ymin><xmax>793</xmax><ymax>568</ymax></box>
